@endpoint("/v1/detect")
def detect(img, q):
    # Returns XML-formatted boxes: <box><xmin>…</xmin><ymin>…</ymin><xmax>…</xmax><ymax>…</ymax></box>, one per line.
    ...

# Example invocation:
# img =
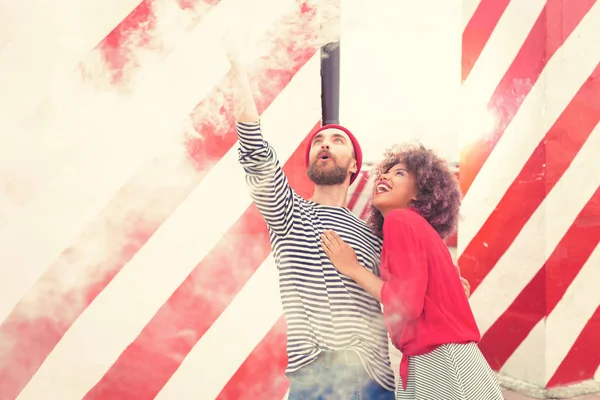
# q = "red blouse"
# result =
<box><xmin>379</xmin><ymin>208</ymin><xmax>480</xmax><ymax>390</ymax></box>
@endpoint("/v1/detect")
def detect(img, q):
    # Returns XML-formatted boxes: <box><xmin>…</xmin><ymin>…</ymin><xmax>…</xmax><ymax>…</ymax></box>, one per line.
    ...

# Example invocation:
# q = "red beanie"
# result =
<box><xmin>305</xmin><ymin>124</ymin><xmax>363</xmax><ymax>185</ymax></box>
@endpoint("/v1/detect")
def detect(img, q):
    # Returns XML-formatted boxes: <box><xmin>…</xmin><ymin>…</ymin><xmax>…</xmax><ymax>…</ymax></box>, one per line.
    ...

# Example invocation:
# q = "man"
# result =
<box><xmin>230</xmin><ymin>56</ymin><xmax>469</xmax><ymax>399</ymax></box>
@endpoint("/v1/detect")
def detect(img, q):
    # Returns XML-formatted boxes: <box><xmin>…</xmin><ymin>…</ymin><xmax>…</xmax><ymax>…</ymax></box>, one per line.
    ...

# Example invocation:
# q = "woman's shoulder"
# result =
<box><xmin>383</xmin><ymin>208</ymin><xmax>440</xmax><ymax>247</ymax></box>
<box><xmin>384</xmin><ymin>208</ymin><xmax>428</xmax><ymax>230</ymax></box>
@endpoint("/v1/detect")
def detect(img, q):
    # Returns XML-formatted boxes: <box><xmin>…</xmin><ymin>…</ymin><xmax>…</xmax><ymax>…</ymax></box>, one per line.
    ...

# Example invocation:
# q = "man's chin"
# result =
<box><xmin>308</xmin><ymin>175</ymin><xmax>348</xmax><ymax>186</ymax></box>
<box><xmin>307</xmin><ymin>163</ymin><xmax>349</xmax><ymax>186</ymax></box>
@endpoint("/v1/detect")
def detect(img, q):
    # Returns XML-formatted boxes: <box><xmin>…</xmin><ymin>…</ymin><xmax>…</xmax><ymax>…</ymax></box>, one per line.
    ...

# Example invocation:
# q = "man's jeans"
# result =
<box><xmin>287</xmin><ymin>352</ymin><xmax>394</xmax><ymax>400</ymax></box>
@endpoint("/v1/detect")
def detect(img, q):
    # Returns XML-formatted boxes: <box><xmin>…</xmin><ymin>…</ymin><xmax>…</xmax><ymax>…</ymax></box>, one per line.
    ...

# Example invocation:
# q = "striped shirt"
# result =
<box><xmin>236</xmin><ymin>121</ymin><xmax>396</xmax><ymax>391</ymax></box>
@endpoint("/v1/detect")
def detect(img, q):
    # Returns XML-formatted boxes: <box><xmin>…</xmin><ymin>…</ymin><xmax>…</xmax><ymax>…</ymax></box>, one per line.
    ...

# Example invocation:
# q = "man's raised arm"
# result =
<box><xmin>229</xmin><ymin>57</ymin><xmax>295</xmax><ymax>236</ymax></box>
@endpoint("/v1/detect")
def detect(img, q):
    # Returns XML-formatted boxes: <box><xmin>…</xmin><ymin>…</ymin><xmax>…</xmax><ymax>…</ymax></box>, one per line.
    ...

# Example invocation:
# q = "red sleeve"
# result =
<box><xmin>379</xmin><ymin>210</ymin><xmax>428</xmax><ymax>322</ymax></box>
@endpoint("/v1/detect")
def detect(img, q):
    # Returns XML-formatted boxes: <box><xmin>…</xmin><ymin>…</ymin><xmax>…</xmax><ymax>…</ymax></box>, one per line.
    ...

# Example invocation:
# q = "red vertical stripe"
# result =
<box><xmin>462</xmin><ymin>0</ymin><xmax>511</xmax><ymax>81</ymax></box>
<box><xmin>83</xmin><ymin>125</ymin><xmax>319</xmax><ymax>399</ymax></box>
<box><xmin>478</xmin><ymin>186</ymin><xmax>600</xmax><ymax>370</ymax></box>
<box><xmin>217</xmin><ymin>317</ymin><xmax>290</xmax><ymax>399</ymax></box>
<box><xmin>547</xmin><ymin>306</ymin><xmax>600</xmax><ymax>387</ymax></box>
<box><xmin>460</xmin><ymin>0</ymin><xmax>595</xmax><ymax>196</ymax></box>
<box><xmin>460</xmin><ymin>63</ymin><xmax>600</xmax><ymax>293</ymax></box>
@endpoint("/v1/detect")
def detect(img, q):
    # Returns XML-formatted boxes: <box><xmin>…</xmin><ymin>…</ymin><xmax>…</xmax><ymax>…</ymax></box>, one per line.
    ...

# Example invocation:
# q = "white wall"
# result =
<box><xmin>339</xmin><ymin>0</ymin><xmax>462</xmax><ymax>164</ymax></box>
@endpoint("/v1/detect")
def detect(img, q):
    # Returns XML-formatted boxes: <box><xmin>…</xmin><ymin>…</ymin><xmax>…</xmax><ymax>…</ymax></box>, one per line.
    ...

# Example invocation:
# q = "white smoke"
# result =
<box><xmin>0</xmin><ymin>0</ymin><xmax>344</xmax><ymax>389</ymax></box>
<box><xmin>222</xmin><ymin>0</ymin><xmax>341</xmax><ymax>66</ymax></box>
<box><xmin>0</xmin><ymin>3</ymin><xmax>370</xmax><ymax>400</ymax></box>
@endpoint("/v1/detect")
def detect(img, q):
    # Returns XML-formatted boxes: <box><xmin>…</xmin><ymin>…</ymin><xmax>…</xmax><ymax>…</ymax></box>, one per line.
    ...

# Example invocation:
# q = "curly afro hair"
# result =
<box><xmin>366</xmin><ymin>143</ymin><xmax>461</xmax><ymax>239</ymax></box>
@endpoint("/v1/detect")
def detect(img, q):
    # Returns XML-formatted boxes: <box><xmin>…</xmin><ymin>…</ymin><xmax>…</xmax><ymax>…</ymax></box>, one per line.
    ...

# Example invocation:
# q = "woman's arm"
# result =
<box><xmin>379</xmin><ymin>210</ymin><xmax>428</xmax><ymax>321</ymax></box>
<box><xmin>348</xmin><ymin>267</ymin><xmax>384</xmax><ymax>302</ymax></box>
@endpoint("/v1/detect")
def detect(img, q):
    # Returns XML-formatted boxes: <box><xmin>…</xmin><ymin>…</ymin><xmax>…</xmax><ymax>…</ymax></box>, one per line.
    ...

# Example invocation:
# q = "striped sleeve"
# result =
<box><xmin>236</xmin><ymin>121</ymin><xmax>294</xmax><ymax>236</ymax></box>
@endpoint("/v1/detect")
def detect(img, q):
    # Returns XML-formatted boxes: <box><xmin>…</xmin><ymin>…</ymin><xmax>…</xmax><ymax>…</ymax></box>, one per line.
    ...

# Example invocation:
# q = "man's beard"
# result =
<box><xmin>307</xmin><ymin>161</ymin><xmax>350</xmax><ymax>185</ymax></box>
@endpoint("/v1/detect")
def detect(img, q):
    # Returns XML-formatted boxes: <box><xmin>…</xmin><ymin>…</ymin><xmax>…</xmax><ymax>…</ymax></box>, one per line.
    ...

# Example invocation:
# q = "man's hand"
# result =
<box><xmin>225</xmin><ymin>49</ymin><xmax>259</xmax><ymax>123</ymax></box>
<box><xmin>226</xmin><ymin>51</ymin><xmax>238</xmax><ymax>67</ymax></box>
<box><xmin>321</xmin><ymin>230</ymin><xmax>361</xmax><ymax>278</ymax></box>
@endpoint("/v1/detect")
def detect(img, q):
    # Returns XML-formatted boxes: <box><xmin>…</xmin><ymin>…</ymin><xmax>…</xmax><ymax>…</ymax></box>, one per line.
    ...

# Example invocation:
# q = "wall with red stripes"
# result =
<box><xmin>460</xmin><ymin>0</ymin><xmax>600</xmax><ymax>395</ymax></box>
<box><xmin>1</xmin><ymin>0</ymin><xmax>598</xmax><ymax>399</ymax></box>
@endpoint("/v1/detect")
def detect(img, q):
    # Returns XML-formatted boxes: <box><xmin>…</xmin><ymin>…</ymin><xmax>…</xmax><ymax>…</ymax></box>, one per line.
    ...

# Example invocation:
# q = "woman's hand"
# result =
<box><xmin>460</xmin><ymin>277</ymin><xmax>471</xmax><ymax>298</ymax></box>
<box><xmin>454</xmin><ymin>264</ymin><xmax>471</xmax><ymax>298</ymax></box>
<box><xmin>321</xmin><ymin>230</ymin><xmax>361</xmax><ymax>278</ymax></box>
<box><xmin>322</xmin><ymin>230</ymin><xmax>384</xmax><ymax>301</ymax></box>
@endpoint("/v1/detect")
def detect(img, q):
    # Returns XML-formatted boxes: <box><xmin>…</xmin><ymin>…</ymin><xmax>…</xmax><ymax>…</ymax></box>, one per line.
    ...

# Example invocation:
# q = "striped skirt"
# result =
<box><xmin>396</xmin><ymin>342</ymin><xmax>504</xmax><ymax>400</ymax></box>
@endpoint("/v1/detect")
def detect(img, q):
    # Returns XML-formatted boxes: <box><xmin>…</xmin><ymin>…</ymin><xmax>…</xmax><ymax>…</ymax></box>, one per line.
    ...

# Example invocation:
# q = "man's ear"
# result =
<box><xmin>349</xmin><ymin>160</ymin><xmax>358</xmax><ymax>174</ymax></box>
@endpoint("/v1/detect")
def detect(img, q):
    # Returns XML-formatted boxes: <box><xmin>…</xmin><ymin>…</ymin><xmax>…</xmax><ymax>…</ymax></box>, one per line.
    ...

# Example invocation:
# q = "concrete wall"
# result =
<box><xmin>459</xmin><ymin>0</ymin><xmax>600</xmax><ymax>396</ymax></box>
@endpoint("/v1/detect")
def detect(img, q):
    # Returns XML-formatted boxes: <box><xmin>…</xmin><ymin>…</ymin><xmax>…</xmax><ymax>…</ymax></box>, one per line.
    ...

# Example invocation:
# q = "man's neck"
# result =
<box><xmin>309</xmin><ymin>184</ymin><xmax>349</xmax><ymax>207</ymax></box>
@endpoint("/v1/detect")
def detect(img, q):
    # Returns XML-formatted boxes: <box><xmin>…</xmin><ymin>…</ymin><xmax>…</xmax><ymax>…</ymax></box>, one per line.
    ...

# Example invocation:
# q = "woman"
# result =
<box><xmin>320</xmin><ymin>144</ymin><xmax>503</xmax><ymax>399</ymax></box>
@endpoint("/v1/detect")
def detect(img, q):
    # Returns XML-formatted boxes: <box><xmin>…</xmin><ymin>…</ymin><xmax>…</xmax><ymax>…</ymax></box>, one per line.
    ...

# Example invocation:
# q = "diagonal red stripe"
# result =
<box><xmin>459</xmin><ymin>62</ymin><xmax>600</xmax><ymax>293</ymax></box>
<box><xmin>0</xmin><ymin>12</ymin><xmax>317</xmax><ymax>400</ymax></box>
<box><xmin>359</xmin><ymin>202</ymin><xmax>371</xmax><ymax>221</ymax></box>
<box><xmin>83</xmin><ymin>206</ymin><xmax>272</xmax><ymax>399</ymax></box>
<box><xmin>478</xmin><ymin>269</ymin><xmax>545</xmax><ymax>371</ymax></box>
<box><xmin>347</xmin><ymin>171</ymin><xmax>369</xmax><ymax>211</ymax></box>
<box><xmin>547</xmin><ymin>306</ymin><xmax>600</xmax><ymax>387</ymax></box>
<box><xmin>478</xmin><ymin>185</ymin><xmax>600</xmax><ymax>370</ymax></box>
<box><xmin>459</xmin><ymin>0</ymin><xmax>595</xmax><ymax>196</ymax></box>
<box><xmin>545</xmin><ymin>190</ymin><xmax>600</xmax><ymax>314</ymax></box>
<box><xmin>461</xmin><ymin>0</ymin><xmax>511</xmax><ymax>81</ymax></box>
<box><xmin>84</xmin><ymin>0</ymin><xmax>221</xmax><ymax>88</ymax></box>
<box><xmin>0</xmin><ymin>0</ymin><xmax>193</xmax><ymax>215</ymax></box>
<box><xmin>0</xmin><ymin>6</ymin><xmax>222</xmax><ymax>399</ymax></box>
<box><xmin>82</xmin><ymin>125</ymin><xmax>319</xmax><ymax>399</ymax></box>
<box><xmin>217</xmin><ymin>317</ymin><xmax>290</xmax><ymax>399</ymax></box>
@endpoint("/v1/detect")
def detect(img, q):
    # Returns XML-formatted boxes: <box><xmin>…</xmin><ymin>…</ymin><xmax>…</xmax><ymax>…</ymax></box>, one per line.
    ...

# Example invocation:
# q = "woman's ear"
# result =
<box><xmin>411</xmin><ymin>186</ymin><xmax>418</xmax><ymax>202</ymax></box>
